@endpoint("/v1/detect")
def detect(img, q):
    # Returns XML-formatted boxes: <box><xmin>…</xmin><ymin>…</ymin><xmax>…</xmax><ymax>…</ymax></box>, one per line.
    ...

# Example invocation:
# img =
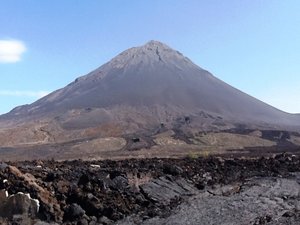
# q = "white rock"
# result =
<box><xmin>90</xmin><ymin>164</ymin><xmax>101</xmax><ymax>168</ymax></box>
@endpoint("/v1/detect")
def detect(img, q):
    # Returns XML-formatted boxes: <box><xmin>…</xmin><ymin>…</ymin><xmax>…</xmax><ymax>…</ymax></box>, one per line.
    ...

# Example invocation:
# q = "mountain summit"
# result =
<box><xmin>0</xmin><ymin>40</ymin><xmax>299</xmax><ymax>152</ymax></box>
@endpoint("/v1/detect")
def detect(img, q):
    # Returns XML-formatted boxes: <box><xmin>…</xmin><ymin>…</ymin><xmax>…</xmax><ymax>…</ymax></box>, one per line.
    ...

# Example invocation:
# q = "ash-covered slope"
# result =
<box><xmin>7</xmin><ymin>41</ymin><xmax>299</xmax><ymax>126</ymax></box>
<box><xmin>0</xmin><ymin>40</ymin><xmax>299</xmax><ymax>150</ymax></box>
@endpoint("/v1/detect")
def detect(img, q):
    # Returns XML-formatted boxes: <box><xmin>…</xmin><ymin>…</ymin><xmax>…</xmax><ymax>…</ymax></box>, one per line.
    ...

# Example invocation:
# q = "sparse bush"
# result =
<box><xmin>187</xmin><ymin>150</ymin><xmax>210</xmax><ymax>159</ymax></box>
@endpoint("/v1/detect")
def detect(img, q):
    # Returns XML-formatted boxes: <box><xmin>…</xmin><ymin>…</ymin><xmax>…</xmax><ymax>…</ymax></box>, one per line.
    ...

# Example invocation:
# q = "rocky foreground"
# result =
<box><xmin>0</xmin><ymin>153</ymin><xmax>300</xmax><ymax>225</ymax></box>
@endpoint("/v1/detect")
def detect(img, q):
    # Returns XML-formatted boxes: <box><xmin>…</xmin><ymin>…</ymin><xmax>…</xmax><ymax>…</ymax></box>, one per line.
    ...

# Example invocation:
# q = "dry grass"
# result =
<box><xmin>193</xmin><ymin>132</ymin><xmax>276</xmax><ymax>149</ymax></box>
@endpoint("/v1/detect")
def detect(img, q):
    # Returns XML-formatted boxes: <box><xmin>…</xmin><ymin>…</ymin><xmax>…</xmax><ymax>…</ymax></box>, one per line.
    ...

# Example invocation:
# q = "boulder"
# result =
<box><xmin>0</xmin><ymin>192</ymin><xmax>39</xmax><ymax>219</ymax></box>
<box><xmin>63</xmin><ymin>203</ymin><xmax>85</xmax><ymax>221</ymax></box>
<box><xmin>140</xmin><ymin>176</ymin><xmax>196</xmax><ymax>204</ymax></box>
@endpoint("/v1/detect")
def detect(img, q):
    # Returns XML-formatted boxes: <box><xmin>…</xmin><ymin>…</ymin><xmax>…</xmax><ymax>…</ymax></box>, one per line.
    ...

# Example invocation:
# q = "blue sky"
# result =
<box><xmin>0</xmin><ymin>0</ymin><xmax>299</xmax><ymax>114</ymax></box>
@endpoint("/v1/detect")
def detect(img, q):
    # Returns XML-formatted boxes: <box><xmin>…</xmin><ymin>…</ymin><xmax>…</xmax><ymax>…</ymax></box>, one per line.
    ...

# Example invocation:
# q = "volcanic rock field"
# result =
<box><xmin>0</xmin><ymin>153</ymin><xmax>300</xmax><ymax>224</ymax></box>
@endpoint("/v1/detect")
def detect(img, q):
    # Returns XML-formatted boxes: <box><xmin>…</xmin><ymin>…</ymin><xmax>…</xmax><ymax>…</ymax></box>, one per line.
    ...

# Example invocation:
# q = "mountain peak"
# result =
<box><xmin>143</xmin><ymin>40</ymin><xmax>171</xmax><ymax>49</ymax></box>
<box><xmin>140</xmin><ymin>40</ymin><xmax>180</xmax><ymax>56</ymax></box>
<box><xmin>98</xmin><ymin>40</ymin><xmax>190</xmax><ymax>72</ymax></box>
<box><xmin>2</xmin><ymin>40</ymin><xmax>300</xmax><ymax>152</ymax></box>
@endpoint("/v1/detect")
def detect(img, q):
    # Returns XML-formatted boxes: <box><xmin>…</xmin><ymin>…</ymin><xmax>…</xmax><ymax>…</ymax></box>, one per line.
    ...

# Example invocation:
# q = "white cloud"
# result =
<box><xmin>0</xmin><ymin>39</ymin><xmax>26</xmax><ymax>63</ymax></box>
<box><xmin>0</xmin><ymin>90</ymin><xmax>49</xmax><ymax>98</ymax></box>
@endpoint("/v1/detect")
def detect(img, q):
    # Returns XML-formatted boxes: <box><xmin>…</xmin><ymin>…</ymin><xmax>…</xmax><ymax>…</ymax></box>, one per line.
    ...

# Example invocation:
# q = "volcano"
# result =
<box><xmin>0</xmin><ymin>41</ymin><xmax>299</xmax><ymax>159</ymax></box>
